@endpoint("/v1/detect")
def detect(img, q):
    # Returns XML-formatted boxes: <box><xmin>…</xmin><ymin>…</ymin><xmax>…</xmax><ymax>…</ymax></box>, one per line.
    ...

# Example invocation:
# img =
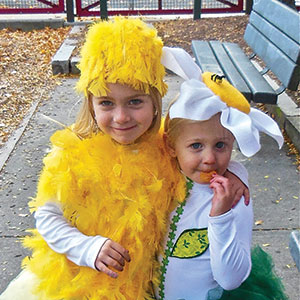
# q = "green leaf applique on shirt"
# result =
<box><xmin>171</xmin><ymin>228</ymin><xmax>209</xmax><ymax>258</ymax></box>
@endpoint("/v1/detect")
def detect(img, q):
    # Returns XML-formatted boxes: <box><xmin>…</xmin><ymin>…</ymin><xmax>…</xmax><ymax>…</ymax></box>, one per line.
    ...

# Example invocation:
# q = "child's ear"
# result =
<box><xmin>163</xmin><ymin>133</ymin><xmax>177</xmax><ymax>157</ymax></box>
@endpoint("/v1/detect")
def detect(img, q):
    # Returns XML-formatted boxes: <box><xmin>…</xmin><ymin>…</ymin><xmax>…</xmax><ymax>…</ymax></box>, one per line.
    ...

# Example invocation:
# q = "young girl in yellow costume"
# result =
<box><xmin>0</xmin><ymin>18</ymin><xmax>249</xmax><ymax>300</ymax></box>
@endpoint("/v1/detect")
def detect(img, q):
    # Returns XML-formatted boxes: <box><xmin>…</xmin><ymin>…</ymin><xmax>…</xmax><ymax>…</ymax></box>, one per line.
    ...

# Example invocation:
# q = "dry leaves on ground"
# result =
<box><xmin>0</xmin><ymin>26</ymin><xmax>70</xmax><ymax>148</ymax></box>
<box><xmin>154</xmin><ymin>16</ymin><xmax>251</xmax><ymax>54</ymax></box>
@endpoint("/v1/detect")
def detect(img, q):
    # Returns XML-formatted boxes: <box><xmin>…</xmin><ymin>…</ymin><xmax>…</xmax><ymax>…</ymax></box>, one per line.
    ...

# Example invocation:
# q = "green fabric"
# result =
<box><xmin>218</xmin><ymin>246</ymin><xmax>289</xmax><ymax>300</ymax></box>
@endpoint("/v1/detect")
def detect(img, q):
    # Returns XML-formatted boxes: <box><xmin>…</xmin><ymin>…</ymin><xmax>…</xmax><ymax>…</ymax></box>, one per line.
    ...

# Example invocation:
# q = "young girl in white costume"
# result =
<box><xmin>157</xmin><ymin>47</ymin><xmax>287</xmax><ymax>300</ymax></box>
<box><xmin>0</xmin><ymin>20</ymin><xmax>249</xmax><ymax>300</ymax></box>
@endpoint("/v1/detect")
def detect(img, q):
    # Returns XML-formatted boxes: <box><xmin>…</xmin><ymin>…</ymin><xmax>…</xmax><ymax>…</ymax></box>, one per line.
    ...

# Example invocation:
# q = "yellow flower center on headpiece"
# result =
<box><xmin>202</xmin><ymin>72</ymin><xmax>250</xmax><ymax>114</ymax></box>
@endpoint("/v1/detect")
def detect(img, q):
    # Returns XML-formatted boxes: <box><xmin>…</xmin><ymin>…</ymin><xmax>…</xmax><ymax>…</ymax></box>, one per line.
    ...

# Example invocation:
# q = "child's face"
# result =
<box><xmin>92</xmin><ymin>83</ymin><xmax>155</xmax><ymax>144</ymax></box>
<box><xmin>168</xmin><ymin>115</ymin><xmax>234</xmax><ymax>184</ymax></box>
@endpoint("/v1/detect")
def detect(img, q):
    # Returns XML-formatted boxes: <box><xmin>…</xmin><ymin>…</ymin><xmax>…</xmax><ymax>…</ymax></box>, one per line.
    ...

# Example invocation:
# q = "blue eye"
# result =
<box><xmin>129</xmin><ymin>99</ymin><xmax>142</xmax><ymax>105</ymax></box>
<box><xmin>100</xmin><ymin>100</ymin><xmax>113</xmax><ymax>106</ymax></box>
<box><xmin>191</xmin><ymin>143</ymin><xmax>202</xmax><ymax>150</ymax></box>
<box><xmin>216</xmin><ymin>142</ymin><xmax>225</xmax><ymax>149</ymax></box>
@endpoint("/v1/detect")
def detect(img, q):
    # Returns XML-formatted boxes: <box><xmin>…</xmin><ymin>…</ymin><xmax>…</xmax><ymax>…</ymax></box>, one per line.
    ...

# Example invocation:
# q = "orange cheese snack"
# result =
<box><xmin>199</xmin><ymin>171</ymin><xmax>217</xmax><ymax>183</ymax></box>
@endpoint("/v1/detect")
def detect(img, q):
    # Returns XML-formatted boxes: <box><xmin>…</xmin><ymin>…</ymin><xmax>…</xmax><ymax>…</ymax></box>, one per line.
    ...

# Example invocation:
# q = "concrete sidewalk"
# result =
<box><xmin>0</xmin><ymin>73</ymin><xmax>299</xmax><ymax>298</ymax></box>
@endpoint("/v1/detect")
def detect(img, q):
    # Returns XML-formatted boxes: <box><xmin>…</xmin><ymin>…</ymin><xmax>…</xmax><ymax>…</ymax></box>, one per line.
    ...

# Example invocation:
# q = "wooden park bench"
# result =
<box><xmin>191</xmin><ymin>0</ymin><xmax>300</xmax><ymax>104</ymax></box>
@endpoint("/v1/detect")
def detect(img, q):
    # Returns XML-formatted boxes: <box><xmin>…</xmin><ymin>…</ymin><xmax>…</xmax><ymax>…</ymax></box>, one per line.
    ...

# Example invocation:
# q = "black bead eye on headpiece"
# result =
<box><xmin>211</xmin><ymin>74</ymin><xmax>225</xmax><ymax>83</ymax></box>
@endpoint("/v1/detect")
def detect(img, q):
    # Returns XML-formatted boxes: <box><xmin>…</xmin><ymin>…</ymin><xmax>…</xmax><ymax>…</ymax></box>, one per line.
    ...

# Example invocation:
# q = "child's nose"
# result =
<box><xmin>114</xmin><ymin>107</ymin><xmax>130</xmax><ymax>123</ymax></box>
<box><xmin>203</xmin><ymin>149</ymin><xmax>216</xmax><ymax>164</ymax></box>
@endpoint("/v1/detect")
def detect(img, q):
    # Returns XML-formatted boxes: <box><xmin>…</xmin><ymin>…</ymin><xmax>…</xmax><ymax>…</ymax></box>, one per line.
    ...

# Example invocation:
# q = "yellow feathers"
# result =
<box><xmin>24</xmin><ymin>128</ymin><xmax>186</xmax><ymax>300</ymax></box>
<box><xmin>113</xmin><ymin>163</ymin><xmax>122</xmax><ymax>177</ymax></box>
<box><xmin>202</xmin><ymin>72</ymin><xmax>251</xmax><ymax>114</ymax></box>
<box><xmin>76</xmin><ymin>17</ymin><xmax>168</xmax><ymax>98</ymax></box>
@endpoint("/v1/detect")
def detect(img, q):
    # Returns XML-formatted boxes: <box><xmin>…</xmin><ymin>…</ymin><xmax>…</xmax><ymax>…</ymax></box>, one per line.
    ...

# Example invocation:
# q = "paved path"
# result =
<box><xmin>0</xmin><ymin>75</ymin><xmax>299</xmax><ymax>298</ymax></box>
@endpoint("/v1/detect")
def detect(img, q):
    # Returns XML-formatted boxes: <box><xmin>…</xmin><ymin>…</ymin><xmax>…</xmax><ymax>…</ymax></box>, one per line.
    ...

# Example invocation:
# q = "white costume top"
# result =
<box><xmin>155</xmin><ymin>163</ymin><xmax>253</xmax><ymax>300</ymax></box>
<box><xmin>34</xmin><ymin>161</ymin><xmax>249</xmax><ymax>273</ymax></box>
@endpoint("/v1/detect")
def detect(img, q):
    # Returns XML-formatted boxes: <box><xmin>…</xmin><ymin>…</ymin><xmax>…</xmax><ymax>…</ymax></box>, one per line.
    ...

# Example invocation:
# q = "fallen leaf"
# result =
<box><xmin>18</xmin><ymin>214</ymin><xmax>28</xmax><ymax>217</ymax></box>
<box><xmin>0</xmin><ymin>26</ymin><xmax>70</xmax><ymax>147</ymax></box>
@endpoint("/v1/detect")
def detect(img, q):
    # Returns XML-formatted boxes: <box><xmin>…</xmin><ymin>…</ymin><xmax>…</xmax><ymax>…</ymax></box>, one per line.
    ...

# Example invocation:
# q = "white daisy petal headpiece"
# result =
<box><xmin>161</xmin><ymin>47</ymin><xmax>283</xmax><ymax>157</ymax></box>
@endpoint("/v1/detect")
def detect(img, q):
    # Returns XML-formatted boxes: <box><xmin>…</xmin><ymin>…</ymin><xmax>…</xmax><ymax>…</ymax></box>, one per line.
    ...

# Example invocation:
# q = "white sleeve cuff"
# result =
<box><xmin>78</xmin><ymin>235</ymin><xmax>108</xmax><ymax>270</ymax></box>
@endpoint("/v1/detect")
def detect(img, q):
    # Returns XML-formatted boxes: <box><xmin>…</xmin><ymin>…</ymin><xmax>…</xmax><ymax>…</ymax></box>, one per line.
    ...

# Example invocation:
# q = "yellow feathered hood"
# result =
<box><xmin>76</xmin><ymin>17</ymin><xmax>168</xmax><ymax>98</ymax></box>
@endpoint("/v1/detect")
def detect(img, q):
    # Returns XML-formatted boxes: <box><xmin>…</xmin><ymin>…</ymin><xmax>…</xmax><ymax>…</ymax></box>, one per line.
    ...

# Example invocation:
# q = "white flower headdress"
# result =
<box><xmin>161</xmin><ymin>47</ymin><xmax>283</xmax><ymax>157</ymax></box>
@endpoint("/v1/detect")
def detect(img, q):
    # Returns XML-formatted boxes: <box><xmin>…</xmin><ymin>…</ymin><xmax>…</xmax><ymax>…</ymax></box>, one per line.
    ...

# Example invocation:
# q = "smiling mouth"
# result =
<box><xmin>112</xmin><ymin>125</ymin><xmax>137</xmax><ymax>131</ymax></box>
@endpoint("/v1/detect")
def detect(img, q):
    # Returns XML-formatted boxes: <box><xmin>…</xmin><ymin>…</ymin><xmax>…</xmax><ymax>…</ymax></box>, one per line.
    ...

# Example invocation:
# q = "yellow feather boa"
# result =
<box><xmin>22</xmin><ymin>128</ymin><xmax>186</xmax><ymax>300</ymax></box>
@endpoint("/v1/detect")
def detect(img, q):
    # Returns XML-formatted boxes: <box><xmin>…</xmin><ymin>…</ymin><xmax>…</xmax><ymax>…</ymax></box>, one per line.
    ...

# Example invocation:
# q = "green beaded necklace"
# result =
<box><xmin>158</xmin><ymin>178</ymin><xmax>194</xmax><ymax>300</ymax></box>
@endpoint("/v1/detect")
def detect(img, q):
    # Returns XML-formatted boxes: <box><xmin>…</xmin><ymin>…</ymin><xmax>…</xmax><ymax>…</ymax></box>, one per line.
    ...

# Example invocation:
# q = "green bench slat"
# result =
<box><xmin>248</xmin><ymin>11</ymin><xmax>300</xmax><ymax>64</ymax></box>
<box><xmin>244</xmin><ymin>23</ymin><xmax>300</xmax><ymax>90</ymax></box>
<box><xmin>253</xmin><ymin>0</ymin><xmax>300</xmax><ymax>43</ymax></box>
<box><xmin>191</xmin><ymin>0</ymin><xmax>299</xmax><ymax>104</ymax></box>
<box><xmin>223</xmin><ymin>42</ymin><xmax>277</xmax><ymax>104</ymax></box>
<box><xmin>208</xmin><ymin>41</ymin><xmax>252</xmax><ymax>101</ymax></box>
<box><xmin>191</xmin><ymin>40</ymin><xmax>223</xmax><ymax>74</ymax></box>
<box><xmin>191</xmin><ymin>40</ymin><xmax>277</xmax><ymax>104</ymax></box>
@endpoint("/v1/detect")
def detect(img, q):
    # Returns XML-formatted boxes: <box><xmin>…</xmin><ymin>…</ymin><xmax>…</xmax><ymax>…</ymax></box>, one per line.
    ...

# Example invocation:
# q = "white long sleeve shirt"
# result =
<box><xmin>155</xmin><ymin>164</ymin><xmax>253</xmax><ymax>300</ymax></box>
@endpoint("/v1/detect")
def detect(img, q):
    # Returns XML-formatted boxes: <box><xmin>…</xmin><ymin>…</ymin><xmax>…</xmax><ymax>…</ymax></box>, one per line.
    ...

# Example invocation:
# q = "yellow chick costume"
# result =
<box><xmin>20</xmin><ymin>18</ymin><xmax>186</xmax><ymax>299</ymax></box>
<box><xmin>23</xmin><ymin>129</ymin><xmax>185</xmax><ymax>299</ymax></box>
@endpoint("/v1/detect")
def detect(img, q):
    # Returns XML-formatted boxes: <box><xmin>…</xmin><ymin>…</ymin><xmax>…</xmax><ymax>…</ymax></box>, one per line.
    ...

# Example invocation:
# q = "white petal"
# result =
<box><xmin>169</xmin><ymin>79</ymin><xmax>227</xmax><ymax>120</ymax></box>
<box><xmin>249</xmin><ymin>108</ymin><xmax>284</xmax><ymax>149</ymax></box>
<box><xmin>162</xmin><ymin>47</ymin><xmax>202</xmax><ymax>81</ymax></box>
<box><xmin>221</xmin><ymin>108</ymin><xmax>261</xmax><ymax>157</ymax></box>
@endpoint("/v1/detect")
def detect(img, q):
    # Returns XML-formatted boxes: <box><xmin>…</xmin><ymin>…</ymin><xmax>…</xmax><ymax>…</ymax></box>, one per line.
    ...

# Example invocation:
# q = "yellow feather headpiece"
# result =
<box><xmin>76</xmin><ymin>17</ymin><xmax>167</xmax><ymax>97</ymax></box>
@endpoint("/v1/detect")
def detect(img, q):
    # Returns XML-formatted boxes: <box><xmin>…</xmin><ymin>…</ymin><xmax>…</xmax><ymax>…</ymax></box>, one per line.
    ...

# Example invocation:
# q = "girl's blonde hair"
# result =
<box><xmin>73</xmin><ymin>86</ymin><xmax>162</xmax><ymax>139</ymax></box>
<box><xmin>164</xmin><ymin>96</ymin><xmax>190</xmax><ymax>147</ymax></box>
<box><xmin>164</xmin><ymin>114</ymin><xmax>199</xmax><ymax>148</ymax></box>
<box><xmin>164</xmin><ymin>95</ymin><xmax>207</xmax><ymax>149</ymax></box>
